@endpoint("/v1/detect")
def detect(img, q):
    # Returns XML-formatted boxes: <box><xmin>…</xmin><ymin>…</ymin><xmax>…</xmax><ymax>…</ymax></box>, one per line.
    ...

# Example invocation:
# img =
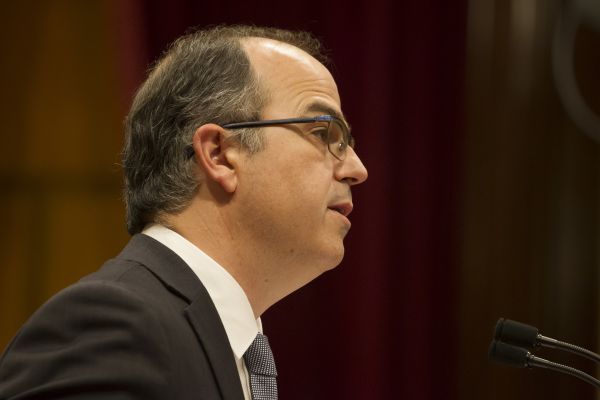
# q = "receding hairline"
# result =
<box><xmin>239</xmin><ymin>36</ymin><xmax>328</xmax><ymax>74</ymax></box>
<box><xmin>240</xmin><ymin>36</ymin><xmax>314</xmax><ymax>56</ymax></box>
<box><xmin>239</xmin><ymin>36</ymin><xmax>341</xmax><ymax>115</ymax></box>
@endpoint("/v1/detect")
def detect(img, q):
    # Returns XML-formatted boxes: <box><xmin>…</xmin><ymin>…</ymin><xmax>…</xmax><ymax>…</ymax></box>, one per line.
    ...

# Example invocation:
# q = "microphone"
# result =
<box><xmin>489</xmin><ymin>340</ymin><xmax>600</xmax><ymax>389</ymax></box>
<box><xmin>494</xmin><ymin>318</ymin><xmax>600</xmax><ymax>363</ymax></box>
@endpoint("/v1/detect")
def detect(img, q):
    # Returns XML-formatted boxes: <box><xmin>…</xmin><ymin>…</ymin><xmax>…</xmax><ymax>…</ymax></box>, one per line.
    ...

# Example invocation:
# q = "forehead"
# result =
<box><xmin>241</xmin><ymin>38</ymin><xmax>342</xmax><ymax>118</ymax></box>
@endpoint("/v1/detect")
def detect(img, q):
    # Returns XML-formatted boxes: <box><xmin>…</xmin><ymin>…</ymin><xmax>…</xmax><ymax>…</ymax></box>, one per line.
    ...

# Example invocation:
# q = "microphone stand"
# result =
<box><xmin>537</xmin><ymin>335</ymin><xmax>600</xmax><ymax>364</ymax></box>
<box><xmin>527</xmin><ymin>353</ymin><xmax>600</xmax><ymax>389</ymax></box>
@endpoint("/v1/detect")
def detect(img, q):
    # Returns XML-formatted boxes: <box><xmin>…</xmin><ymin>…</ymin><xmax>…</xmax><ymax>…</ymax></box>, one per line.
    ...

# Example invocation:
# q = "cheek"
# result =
<box><xmin>280</xmin><ymin>166</ymin><xmax>331</xmax><ymax>207</ymax></box>
<box><xmin>239</xmin><ymin>143</ymin><xmax>335</xmax><ymax>226</ymax></box>
<box><xmin>249</xmin><ymin>169</ymin><xmax>332</xmax><ymax>237</ymax></box>
<box><xmin>262</xmin><ymin>169</ymin><xmax>328</xmax><ymax>218</ymax></box>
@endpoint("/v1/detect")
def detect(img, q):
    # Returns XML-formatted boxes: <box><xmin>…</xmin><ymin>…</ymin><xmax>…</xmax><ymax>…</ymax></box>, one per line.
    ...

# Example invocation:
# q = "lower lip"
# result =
<box><xmin>329</xmin><ymin>209</ymin><xmax>351</xmax><ymax>227</ymax></box>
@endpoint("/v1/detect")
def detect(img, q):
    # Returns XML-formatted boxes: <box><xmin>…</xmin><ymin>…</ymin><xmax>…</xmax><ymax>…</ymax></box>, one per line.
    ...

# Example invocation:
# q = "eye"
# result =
<box><xmin>311</xmin><ymin>126</ymin><xmax>329</xmax><ymax>143</ymax></box>
<box><xmin>328</xmin><ymin>121</ymin><xmax>345</xmax><ymax>145</ymax></box>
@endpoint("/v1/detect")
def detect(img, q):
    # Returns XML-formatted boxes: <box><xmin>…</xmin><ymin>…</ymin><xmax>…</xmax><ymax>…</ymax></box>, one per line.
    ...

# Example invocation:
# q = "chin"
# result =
<box><xmin>320</xmin><ymin>243</ymin><xmax>345</xmax><ymax>271</ymax></box>
<box><xmin>301</xmin><ymin>235</ymin><xmax>346</xmax><ymax>274</ymax></box>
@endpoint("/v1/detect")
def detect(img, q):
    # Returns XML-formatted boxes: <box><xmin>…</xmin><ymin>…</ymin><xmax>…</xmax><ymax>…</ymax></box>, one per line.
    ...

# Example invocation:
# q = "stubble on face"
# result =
<box><xmin>233</xmin><ymin>38</ymin><xmax>351</xmax><ymax>279</ymax></box>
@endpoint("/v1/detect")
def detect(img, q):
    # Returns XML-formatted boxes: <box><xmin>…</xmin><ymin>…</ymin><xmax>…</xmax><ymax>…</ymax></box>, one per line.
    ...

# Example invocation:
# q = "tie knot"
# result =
<box><xmin>244</xmin><ymin>333</ymin><xmax>277</xmax><ymax>377</ymax></box>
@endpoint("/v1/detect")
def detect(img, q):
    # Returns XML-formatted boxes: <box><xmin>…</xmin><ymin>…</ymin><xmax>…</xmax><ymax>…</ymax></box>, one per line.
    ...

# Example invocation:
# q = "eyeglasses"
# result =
<box><xmin>185</xmin><ymin>115</ymin><xmax>354</xmax><ymax>161</ymax></box>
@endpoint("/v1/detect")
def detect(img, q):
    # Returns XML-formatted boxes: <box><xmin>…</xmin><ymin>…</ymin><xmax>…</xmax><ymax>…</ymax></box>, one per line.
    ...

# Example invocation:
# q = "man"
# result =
<box><xmin>0</xmin><ymin>25</ymin><xmax>367</xmax><ymax>399</ymax></box>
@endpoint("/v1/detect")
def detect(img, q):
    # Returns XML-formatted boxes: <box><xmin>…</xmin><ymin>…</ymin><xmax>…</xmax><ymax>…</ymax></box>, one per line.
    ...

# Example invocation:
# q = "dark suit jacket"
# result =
<box><xmin>0</xmin><ymin>234</ymin><xmax>245</xmax><ymax>400</ymax></box>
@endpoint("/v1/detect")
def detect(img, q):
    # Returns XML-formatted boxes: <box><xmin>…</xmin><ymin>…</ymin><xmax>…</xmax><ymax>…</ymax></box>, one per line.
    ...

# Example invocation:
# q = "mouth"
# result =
<box><xmin>327</xmin><ymin>203</ymin><xmax>353</xmax><ymax>217</ymax></box>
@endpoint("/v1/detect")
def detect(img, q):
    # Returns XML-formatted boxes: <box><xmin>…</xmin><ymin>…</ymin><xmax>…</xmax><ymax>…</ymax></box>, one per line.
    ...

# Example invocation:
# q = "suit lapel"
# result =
<box><xmin>118</xmin><ymin>234</ymin><xmax>245</xmax><ymax>400</ymax></box>
<box><xmin>185</xmin><ymin>296</ymin><xmax>246</xmax><ymax>400</ymax></box>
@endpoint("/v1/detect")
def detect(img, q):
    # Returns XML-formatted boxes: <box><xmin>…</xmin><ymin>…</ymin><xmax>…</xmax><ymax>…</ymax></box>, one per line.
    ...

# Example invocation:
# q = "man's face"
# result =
<box><xmin>233</xmin><ymin>38</ymin><xmax>368</xmax><ymax>287</ymax></box>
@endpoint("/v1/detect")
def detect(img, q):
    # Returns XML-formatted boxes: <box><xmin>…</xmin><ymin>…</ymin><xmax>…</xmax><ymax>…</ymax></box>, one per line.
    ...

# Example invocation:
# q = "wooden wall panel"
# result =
<box><xmin>459</xmin><ymin>0</ymin><xmax>600</xmax><ymax>399</ymax></box>
<box><xmin>0</xmin><ymin>1</ymin><xmax>129</xmax><ymax>350</ymax></box>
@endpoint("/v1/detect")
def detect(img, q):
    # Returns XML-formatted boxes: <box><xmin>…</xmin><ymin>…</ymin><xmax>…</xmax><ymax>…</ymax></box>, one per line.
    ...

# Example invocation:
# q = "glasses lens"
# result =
<box><xmin>328</xmin><ymin>119</ymin><xmax>347</xmax><ymax>160</ymax></box>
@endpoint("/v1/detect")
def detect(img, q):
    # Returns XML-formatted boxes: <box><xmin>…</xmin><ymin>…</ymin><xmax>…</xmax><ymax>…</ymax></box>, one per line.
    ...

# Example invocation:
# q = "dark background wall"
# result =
<box><xmin>1</xmin><ymin>1</ymin><xmax>598</xmax><ymax>399</ymax></box>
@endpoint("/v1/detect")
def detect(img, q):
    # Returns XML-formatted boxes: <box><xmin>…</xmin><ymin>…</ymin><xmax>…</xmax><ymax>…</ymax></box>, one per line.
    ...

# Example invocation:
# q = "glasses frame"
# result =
<box><xmin>185</xmin><ymin>115</ymin><xmax>354</xmax><ymax>160</ymax></box>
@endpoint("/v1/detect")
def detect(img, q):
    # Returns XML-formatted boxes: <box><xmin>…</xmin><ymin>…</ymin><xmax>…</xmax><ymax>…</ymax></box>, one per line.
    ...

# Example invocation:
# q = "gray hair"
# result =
<box><xmin>123</xmin><ymin>25</ymin><xmax>326</xmax><ymax>235</ymax></box>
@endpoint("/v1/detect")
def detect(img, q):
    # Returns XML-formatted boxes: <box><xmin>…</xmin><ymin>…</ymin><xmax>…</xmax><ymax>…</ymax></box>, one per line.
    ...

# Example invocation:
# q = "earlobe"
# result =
<box><xmin>191</xmin><ymin>124</ymin><xmax>239</xmax><ymax>193</ymax></box>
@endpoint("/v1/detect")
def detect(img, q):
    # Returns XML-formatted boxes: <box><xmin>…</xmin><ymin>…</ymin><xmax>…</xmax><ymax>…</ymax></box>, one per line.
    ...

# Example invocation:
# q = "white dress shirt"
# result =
<box><xmin>142</xmin><ymin>224</ymin><xmax>260</xmax><ymax>400</ymax></box>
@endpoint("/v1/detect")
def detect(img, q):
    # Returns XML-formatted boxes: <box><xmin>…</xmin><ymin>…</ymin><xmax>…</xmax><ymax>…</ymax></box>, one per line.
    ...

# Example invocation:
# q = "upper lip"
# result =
<box><xmin>328</xmin><ymin>202</ymin><xmax>353</xmax><ymax>217</ymax></box>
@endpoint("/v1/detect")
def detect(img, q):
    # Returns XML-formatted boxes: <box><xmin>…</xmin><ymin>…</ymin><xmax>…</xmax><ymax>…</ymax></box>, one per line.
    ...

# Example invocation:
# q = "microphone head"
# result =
<box><xmin>488</xmin><ymin>340</ymin><xmax>530</xmax><ymax>368</ymax></box>
<box><xmin>494</xmin><ymin>318</ymin><xmax>539</xmax><ymax>349</ymax></box>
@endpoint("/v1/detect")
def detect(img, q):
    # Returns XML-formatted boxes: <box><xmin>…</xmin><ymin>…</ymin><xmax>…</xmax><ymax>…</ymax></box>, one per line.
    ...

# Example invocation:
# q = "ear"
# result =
<box><xmin>191</xmin><ymin>123</ymin><xmax>239</xmax><ymax>193</ymax></box>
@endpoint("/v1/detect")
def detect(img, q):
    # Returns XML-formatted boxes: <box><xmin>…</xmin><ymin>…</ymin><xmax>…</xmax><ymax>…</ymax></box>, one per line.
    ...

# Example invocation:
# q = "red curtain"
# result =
<box><xmin>115</xmin><ymin>1</ymin><xmax>467</xmax><ymax>398</ymax></box>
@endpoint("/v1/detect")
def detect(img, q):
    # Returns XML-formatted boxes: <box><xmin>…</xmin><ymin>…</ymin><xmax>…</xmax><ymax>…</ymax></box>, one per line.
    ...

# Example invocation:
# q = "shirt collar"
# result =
<box><xmin>142</xmin><ymin>224</ymin><xmax>261</xmax><ymax>360</ymax></box>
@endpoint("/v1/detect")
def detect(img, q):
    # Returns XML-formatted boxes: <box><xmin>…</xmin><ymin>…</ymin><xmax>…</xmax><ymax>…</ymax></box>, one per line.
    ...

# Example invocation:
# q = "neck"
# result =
<box><xmin>165</xmin><ymin>196</ymin><xmax>297</xmax><ymax>318</ymax></box>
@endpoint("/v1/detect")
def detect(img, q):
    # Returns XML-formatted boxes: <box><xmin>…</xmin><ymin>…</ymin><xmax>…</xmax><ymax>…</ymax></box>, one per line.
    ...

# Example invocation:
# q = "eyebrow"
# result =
<box><xmin>301</xmin><ymin>101</ymin><xmax>351</xmax><ymax>129</ymax></box>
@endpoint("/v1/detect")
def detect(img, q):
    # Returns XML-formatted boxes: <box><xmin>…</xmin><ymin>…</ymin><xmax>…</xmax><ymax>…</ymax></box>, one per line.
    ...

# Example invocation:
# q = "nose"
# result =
<box><xmin>335</xmin><ymin>147</ymin><xmax>368</xmax><ymax>185</ymax></box>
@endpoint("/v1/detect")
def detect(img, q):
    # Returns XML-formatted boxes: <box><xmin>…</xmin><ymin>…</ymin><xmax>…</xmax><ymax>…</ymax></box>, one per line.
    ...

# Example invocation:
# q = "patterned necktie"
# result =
<box><xmin>243</xmin><ymin>333</ymin><xmax>278</xmax><ymax>400</ymax></box>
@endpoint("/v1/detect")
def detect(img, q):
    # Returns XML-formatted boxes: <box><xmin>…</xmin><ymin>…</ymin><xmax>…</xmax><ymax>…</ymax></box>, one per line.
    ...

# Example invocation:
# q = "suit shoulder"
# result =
<box><xmin>79</xmin><ymin>258</ymin><xmax>175</xmax><ymax>304</ymax></box>
<box><xmin>0</xmin><ymin>276</ymin><xmax>173</xmax><ymax>399</ymax></box>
